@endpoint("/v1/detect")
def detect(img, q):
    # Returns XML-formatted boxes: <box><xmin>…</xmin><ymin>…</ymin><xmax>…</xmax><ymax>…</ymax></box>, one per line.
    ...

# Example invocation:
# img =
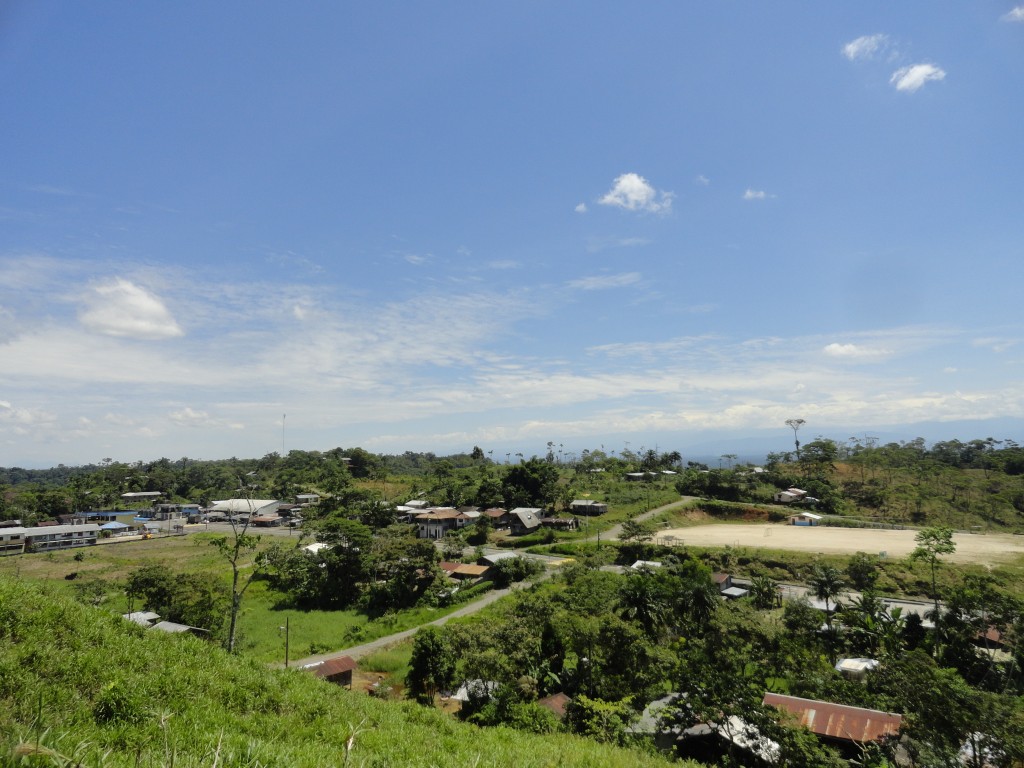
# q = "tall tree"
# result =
<box><xmin>406</xmin><ymin>627</ymin><xmax>457</xmax><ymax>704</ymax></box>
<box><xmin>501</xmin><ymin>458</ymin><xmax>559</xmax><ymax>509</ymax></box>
<box><xmin>785</xmin><ymin>418</ymin><xmax>806</xmax><ymax>460</ymax></box>
<box><xmin>809</xmin><ymin>564</ymin><xmax>844</xmax><ymax>661</ymax></box>
<box><xmin>910</xmin><ymin>526</ymin><xmax>956</xmax><ymax>653</ymax></box>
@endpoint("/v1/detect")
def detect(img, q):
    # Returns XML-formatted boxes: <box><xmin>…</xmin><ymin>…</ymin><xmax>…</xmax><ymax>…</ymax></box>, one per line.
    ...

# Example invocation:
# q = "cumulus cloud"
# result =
<box><xmin>575</xmin><ymin>202</ymin><xmax>588</xmax><ymax>213</ymax></box>
<box><xmin>823</xmin><ymin>342</ymin><xmax>893</xmax><ymax>360</ymax></box>
<box><xmin>78</xmin><ymin>278</ymin><xmax>183</xmax><ymax>340</ymax></box>
<box><xmin>842</xmin><ymin>34</ymin><xmax>889</xmax><ymax>61</ymax></box>
<box><xmin>743</xmin><ymin>188</ymin><xmax>772</xmax><ymax>201</ymax></box>
<box><xmin>890</xmin><ymin>63</ymin><xmax>946</xmax><ymax>92</ymax></box>
<box><xmin>568</xmin><ymin>272</ymin><xmax>642</xmax><ymax>291</ymax></box>
<box><xmin>599</xmin><ymin>173</ymin><xmax>673</xmax><ymax>214</ymax></box>
<box><xmin>1003</xmin><ymin>6</ymin><xmax>1024</xmax><ymax>21</ymax></box>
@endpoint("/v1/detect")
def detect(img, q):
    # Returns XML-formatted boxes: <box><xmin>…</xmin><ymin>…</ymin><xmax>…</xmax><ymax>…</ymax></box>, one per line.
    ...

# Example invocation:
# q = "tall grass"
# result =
<box><xmin>0</xmin><ymin>576</ymin><xmax>685</xmax><ymax>767</ymax></box>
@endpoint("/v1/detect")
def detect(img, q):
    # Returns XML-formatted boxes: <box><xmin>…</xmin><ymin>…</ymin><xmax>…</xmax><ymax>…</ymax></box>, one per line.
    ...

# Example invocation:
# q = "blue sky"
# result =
<box><xmin>2</xmin><ymin>3</ymin><xmax>1023</xmax><ymax>467</ymax></box>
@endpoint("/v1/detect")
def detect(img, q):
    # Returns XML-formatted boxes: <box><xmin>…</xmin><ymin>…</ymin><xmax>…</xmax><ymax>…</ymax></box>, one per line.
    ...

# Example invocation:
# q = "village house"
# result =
<box><xmin>762</xmin><ymin>693</ymin><xmax>902</xmax><ymax>758</ymax></box>
<box><xmin>773</xmin><ymin>487</ymin><xmax>808</xmax><ymax>504</ymax></box>
<box><xmin>569</xmin><ymin>499</ymin><xmax>608</xmax><ymax>515</ymax></box>
<box><xmin>508</xmin><ymin>507</ymin><xmax>543</xmax><ymax>535</ymax></box>
<box><xmin>439</xmin><ymin>561</ymin><xmax>491</xmax><ymax>584</ymax></box>
<box><xmin>712</xmin><ymin>572</ymin><xmax>749</xmax><ymax>599</ymax></box>
<box><xmin>303</xmin><ymin>656</ymin><xmax>358</xmax><ymax>688</ymax></box>
<box><xmin>416</xmin><ymin>508</ymin><xmax>475</xmax><ymax>539</ymax></box>
<box><xmin>481</xmin><ymin>507</ymin><xmax>510</xmax><ymax>527</ymax></box>
<box><xmin>788</xmin><ymin>511</ymin><xmax>823</xmax><ymax>526</ymax></box>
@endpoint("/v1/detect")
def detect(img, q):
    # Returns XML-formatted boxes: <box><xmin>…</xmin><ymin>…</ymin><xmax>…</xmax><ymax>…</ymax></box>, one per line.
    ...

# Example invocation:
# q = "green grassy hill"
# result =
<box><xmin>0</xmin><ymin>577</ymin><xmax>679</xmax><ymax>768</ymax></box>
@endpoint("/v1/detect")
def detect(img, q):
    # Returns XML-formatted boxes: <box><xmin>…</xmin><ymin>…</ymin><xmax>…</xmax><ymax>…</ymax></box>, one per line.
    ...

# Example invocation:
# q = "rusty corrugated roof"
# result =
<box><xmin>763</xmin><ymin>693</ymin><xmax>902</xmax><ymax>743</ymax></box>
<box><xmin>310</xmin><ymin>655</ymin><xmax>358</xmax><ymax>678</ymax></box>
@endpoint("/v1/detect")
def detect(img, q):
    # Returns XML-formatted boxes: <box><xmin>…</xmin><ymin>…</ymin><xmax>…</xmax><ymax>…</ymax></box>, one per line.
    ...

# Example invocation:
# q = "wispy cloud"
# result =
<box><xmin>169</xmin><ymin>407</ymin><xmax>244</xmax><ymax>430</ymax></box>
<box><xmin>1002</xmin><ymin>6</ymin><xmax>1024</xmax><ymax>22</ymax></box>
<box><xmin>28</xmin><ymin>184</ymin><xmax>79</xmax><ymax>197</ymax></box>
<box><xmin>78</xmin><ymin>278</ymin><xmax>184</xmax><ymax>340</ymax></box>
<box><xmin>487</xmin><ymin>260</ymin><xmax>521</xmax><ymax>270</ymax></box>
<box><xmin>890</xmin><ymin>63</ymin><xmax>946</xmax><ymax>92</ymax></box>
<box><xmin>568</xmin><ymin>272</ymin><xmax>642</xmax><ymax>291</ymax></box>
<box><xmin>574</xmin><ymin>202</ymin><xmax>588</xmax><ymax>213</ymax></box>
<box><xmin>598</xmin><ymin>173</ymin><xmax>673</xmax><ymax>214</ymax></box>
<box><xmin>842</xmin><ymin>34</ymin><xmax>889</xmax><ymax>61</ymax></box>
<box><xmin>973</xmin><ymin>337</ymin><xmax>1018</xmax><ymax>353</ymax></box>
<box><xmin>585</xmin><ymin>236</ymin><xmax>651</xmax><ymax>253</ymax></box>
<box><xmin>404</xmin><ymin>253</ymin><xmax>428</xmax><ymax>265</ymax></box>
<box><xmin>695</xmin><ymin>175</ymin><xmax>710</xmax><ymax>186</ymax></box>
<box><xmin>743</xmin><ymin>188</ymin><xmax>773</xmax><ymax>201</ymax></box>
<box><xmin>823</xmin><ymin>342</ymin><xmax>894</xmax><ymax>361</ymax></box>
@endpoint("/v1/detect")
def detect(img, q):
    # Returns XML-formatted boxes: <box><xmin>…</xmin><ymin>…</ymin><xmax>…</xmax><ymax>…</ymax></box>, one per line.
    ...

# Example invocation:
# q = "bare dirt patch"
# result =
<box><xmin>659</xmin><ymin>523</ymin><xmax>1024</xmax><ymax>566</ymax></box>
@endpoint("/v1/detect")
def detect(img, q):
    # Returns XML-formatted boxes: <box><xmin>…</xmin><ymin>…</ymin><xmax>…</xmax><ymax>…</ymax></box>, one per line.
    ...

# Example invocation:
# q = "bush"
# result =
<box><xmin>490</xmin><ymin>556</ymin><xmax>543</xmax><ymax>587</ymax></box>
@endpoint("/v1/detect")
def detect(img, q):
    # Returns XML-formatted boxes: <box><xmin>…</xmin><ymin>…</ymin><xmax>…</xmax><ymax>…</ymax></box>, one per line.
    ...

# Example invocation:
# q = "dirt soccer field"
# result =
<box><xmin>658</xmin><ymin>523</ymin><xmax>1024</xmax><ymax>566</ymax></box>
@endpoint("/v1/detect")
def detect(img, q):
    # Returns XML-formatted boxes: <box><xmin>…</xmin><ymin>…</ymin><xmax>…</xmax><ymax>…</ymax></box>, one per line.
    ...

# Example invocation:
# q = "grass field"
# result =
<box><xmin>0</xmin><ymin>533</ymin><xmax>477</xmax><ymax>663</ymax></box>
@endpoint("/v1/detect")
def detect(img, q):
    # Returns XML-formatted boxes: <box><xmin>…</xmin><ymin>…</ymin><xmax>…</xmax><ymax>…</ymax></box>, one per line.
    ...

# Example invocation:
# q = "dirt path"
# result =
<box><xmin>580</xmin><ymin>496</ymin><xmax>698</xmax><ymax>543</ymax></box>
<box><xmin>658</xmin><ymin>523</ymin><xmax>1024</xmax><ymax>565</ymax></box>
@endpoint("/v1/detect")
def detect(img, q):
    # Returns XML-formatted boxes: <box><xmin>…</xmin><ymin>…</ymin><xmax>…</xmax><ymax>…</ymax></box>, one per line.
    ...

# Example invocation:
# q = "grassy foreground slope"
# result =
<box><xmin>0</xmin><ymin>578</ymin><xmax>679</xmax><ymax>768</ymax></box>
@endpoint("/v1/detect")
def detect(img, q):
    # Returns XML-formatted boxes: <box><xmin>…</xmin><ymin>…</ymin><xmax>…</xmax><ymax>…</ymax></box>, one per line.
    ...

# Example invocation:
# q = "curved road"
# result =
<box><xmin>288</xmin><ymin>495</ymin><xmax>697</xmax><ymax>669</ymax></box>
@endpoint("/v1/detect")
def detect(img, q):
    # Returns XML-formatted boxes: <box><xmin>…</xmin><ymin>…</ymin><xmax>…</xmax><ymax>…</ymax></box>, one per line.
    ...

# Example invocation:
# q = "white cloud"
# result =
<box><xmin>1002</xmin><ymin>6</ymin><xmax>1024</xmax><ymax>22</ymax></box>
<box><xmin>568</xmin><ymin>272</ymin><xmax>642</xmax><ymax>291</ymax></box>
<box><xmin>598</xmin><ymin>173</ymin><xmax>673</xmax><ymax>214</ymax></box>
<box><xmin>842</xmin><ymin>34</ymin><xmax>889</xmax><ymax>61</ymax></box>
<box><xmin>695</xmin><ymin>175</ymin><xmax>710</xmax><ymax>186</ymax></box>
<box><xmin>823</xmin><ymin>342</ymin><xmax>893</xmax><ymax>360</ymax></box>
<box><xmin>575</xmin><ymin>202</ymin><xmax>588</xmax><ymax>213</ymax></box>
<box><xmin>973</xmin><ymin>337</ymin><xmax>1018</xmax><ymax>353</ymax></box>
<box><xmin>78</xmin><ymin>278</ymin><xmax>183</xmax><ymax>340</ymax></box>
<box><xmin>169</xmin><ymin>407</ymin><xmax>244</xmax><ymax>430</ymax></box>
<box><xmin>404</xmin><ymin>253</ymin><xmax>428</xmax><ymax>265</ymax></box>
<box><xmin>743</xmin><ymin>188</ymin><xmax>772</xmax><ymax>201</ymax></box>
<box><xmin>890</xmin><ymin>63</ymin><xmax>946</xmax><ymax>92</ymax></box>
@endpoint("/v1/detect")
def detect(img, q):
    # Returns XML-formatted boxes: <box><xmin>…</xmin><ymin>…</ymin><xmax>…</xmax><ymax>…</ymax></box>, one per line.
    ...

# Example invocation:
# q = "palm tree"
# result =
<box><xmin>619</xmin><ymin>572</ymin><xmax>672</xmax><ymax>639</ymax></box>
<box><xmin>751</xmin><ymin>575</ymin><xmax>779</xmax><ymax>610</ymax></box>
<box><xmin>809</xmin><ymin>564</ymin><xmax>845</xmax><ymax>662</ymax></box>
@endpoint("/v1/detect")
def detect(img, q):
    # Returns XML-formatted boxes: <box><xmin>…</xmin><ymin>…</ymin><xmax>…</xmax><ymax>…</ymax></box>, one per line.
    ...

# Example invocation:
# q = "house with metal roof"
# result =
<box><xmin>303</xmin><ymin>656</ymin><xmax>358</xmax><ymax>688</ymax></box>
<box><xmin>762</xmin><ymin>693</ymin><xmax>902</xmax><ymax>752</ymax></box>
<box><xmin>509</xmin><ymin>508</ymin><xmax>543</xmax><ymax>535</ymax></box>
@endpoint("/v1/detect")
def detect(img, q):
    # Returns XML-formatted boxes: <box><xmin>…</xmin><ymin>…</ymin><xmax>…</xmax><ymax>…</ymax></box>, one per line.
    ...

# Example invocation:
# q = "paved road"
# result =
<box><xmin>580</xmin><ymin>495</ymin><xmax>698</xmax><ymax>543</ymax></box>
<box><xmin>287</xmin><ymin>581</ymin><xmax>528</xmax><ymax>668</ymax></box>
